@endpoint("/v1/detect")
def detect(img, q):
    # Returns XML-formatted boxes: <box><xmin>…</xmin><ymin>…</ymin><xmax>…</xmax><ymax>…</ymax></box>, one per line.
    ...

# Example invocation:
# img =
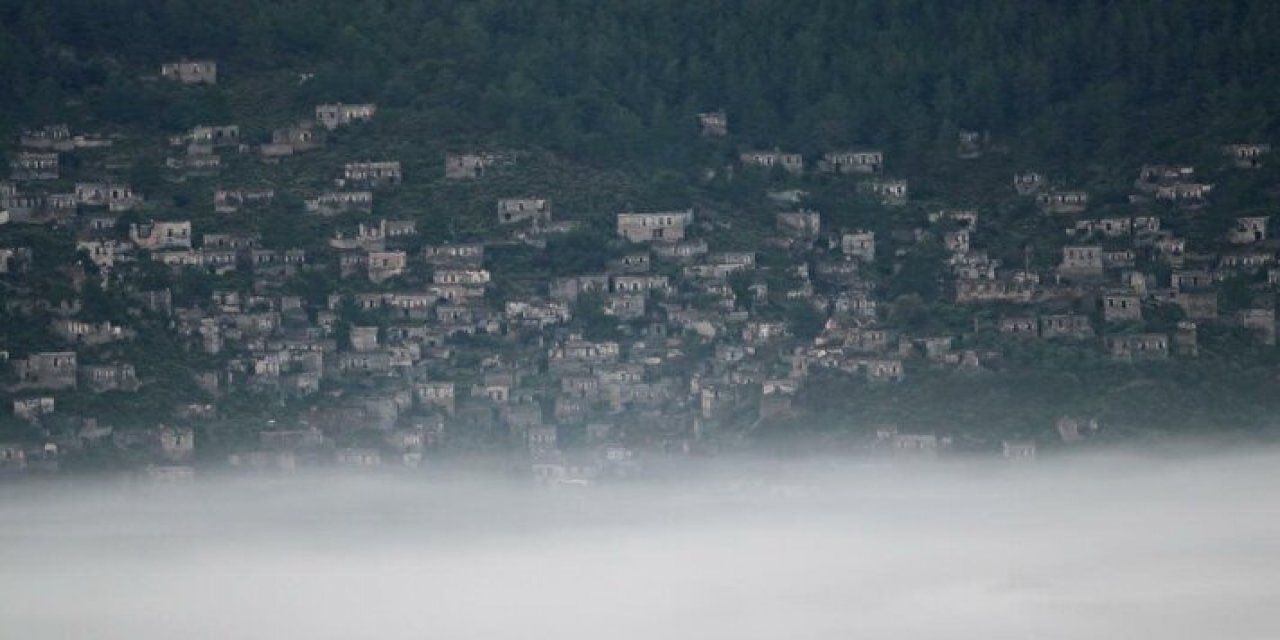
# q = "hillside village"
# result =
<box><xmin>2</xmin><ymin>58</ymin><xmax>1279</xmax><ymax>483</ymax></box>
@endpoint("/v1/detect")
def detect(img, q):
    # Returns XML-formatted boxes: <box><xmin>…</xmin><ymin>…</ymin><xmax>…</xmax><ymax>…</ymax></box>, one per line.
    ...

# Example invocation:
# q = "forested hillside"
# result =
<box><xmin>2</xmin><ymin>0</ymin><xmax>1278</xmax><ymax>168</ymax></box>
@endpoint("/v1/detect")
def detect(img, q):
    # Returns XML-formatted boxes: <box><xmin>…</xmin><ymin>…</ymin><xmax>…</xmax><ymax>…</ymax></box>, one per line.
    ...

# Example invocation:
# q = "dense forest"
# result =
<box><xmin>1</xmin><ymin>0</ymin><xmax>1277</xmax><ymax>169</ymax></box>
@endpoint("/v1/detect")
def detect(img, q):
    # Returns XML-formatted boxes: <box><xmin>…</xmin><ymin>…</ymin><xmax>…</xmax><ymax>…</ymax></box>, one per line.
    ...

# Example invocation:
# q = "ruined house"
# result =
<box><xmin>1013</xmin><ymin>172</ymin><xmax>1044</xmax><ymax>196</ymax></box>
<box><xmin>1223</xmin><ymin>144</ymin><xmax>1270</xmax><ymax>169</ymax></box>
<box><xmin>75</xmin><ymin>183</ymin><xmax>140</xmax><ymax>211</ymax></box>
<box><xmin>1058</xmin><ymin>245</ymin><xmax>1104</xmax><ymax>279</ymax></box>
<box><xmin>777</xmin><ymin>210</ymin><xmax>821</xmax><ymax>239</ymax></box>
<box><xmin>497</xmin><ymin>198</ymin><xmax>551</xmax><ymax>225</ymax></box>
<box><xmin>445</xmin><ymin>152</ymin><xmax>511</xmax><ymax>179</ymax></box>
<box><xmin>161</xmin><ymin>60</ymin><xmax>217</xmax><ymax>84</ymax></box>
<box><xmin>214</xmin><ymin>188</ymin><xmax>275</xmax><ymax>214</ymax></box>
<box><xmin>80</xmin><ymin>363</ymin><xmax>139</xmax><ymax>393</ymax></box>
<box><xmin>423</xmin><ymin>243</ymin><xmax>484</xmax><ymax>267</ymax></box>
<box><xmin>841</xmin><ymin>231</ymin><xmax>875</xmax><ymax>263</ymax></box>
<box><xmin>1238</xmin><ymin>308</ymin><xmax>1277</xmax><ymax>346</ymax></box>
<box><xmin>306</xmin><ymin>191</ymin><xmax>373</xmax><ymax>215</ymax></box>
<box><xmin>616</xmin><ymin>210</ymin><xmax>694</xmax><ymax>243</ymax></box>
<box><xmin>10</xmin><ymin>352</ymin><xmax>76</xmax><ymax>391</ymax></box>
<box><xmin>315</xmin><ymin>103</ymin><xmax>377</xmax><ymax>130</ymax></box>
<box><xmin>1228</xmin><ymin>216</ymin><xmax>1268</xmax><ymax>244</ymax></box>
<box><xmin>740</xmin><ymin>149</ymin><xmax>804</xmax><ymax>174</ymax></box>
<box><xmin>1102</xmin><ymin>291</ymin><xmax>1143</xmax><ymax>323</ymax></box>
<box><xmin>342</xmin><ymin>161</ymin><xmax>402</xmax><ymax>188</ymax></box>
<box><xmin>698</xmin><ymin>111</ymin><xmax>728</xmax><ymax>137</ymax></box>
<box><xmin>1105</xmin><ymin>334</ymin><xmax>1169</xmax><ymax>361</ymax></box>
<box><xmin>820</xmin><ymin>150</ymin><xmax>883</xmax><ymax>174</ymax></box>
<box><xmin>10</xmin><ymin>152</ymin><xmax>59</xmax><ymax>180</ymax></box>
<box><xmin>1036</xmin><ymin>191</ymin><xmax>1089</xmax><ymax>214</ymax></box>
<box><xmin>862</xmin><ymin>179</ymin><xmax>908</xmax><ymax>205</ymax></box>
<box><xmin>1039</xmin><ymin>314</ymin><xmax>1095</xmax><ymax>340</ymax></box>
<box><xmin>130</xmin><ymin>221</ymin><xmax>192</xmax><ymax>250</ymax></box>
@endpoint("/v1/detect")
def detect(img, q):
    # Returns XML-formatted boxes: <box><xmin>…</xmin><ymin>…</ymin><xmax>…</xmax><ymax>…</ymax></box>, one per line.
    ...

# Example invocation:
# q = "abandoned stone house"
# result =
<box><xmin>423</xmin><ymin>243</ymin><xmax>484</xmax><ymax>267</ymax></box>
<box><xmin>166</xmin><ymin>152</ymin><xmax>221</xmax><ymax>176</ymax></box>
<box><xmin>1223</xmin><ymin>143</ymin><xmax>1270</xmax><ymax>169</ymax></box>
<box><xmin>0</xmin><ymin>247</ymin><xmax>34</xmax><ymax>274</ymax></box>
<box><xmin>10</xmin><ymin>152</ymin><xmax>59</xmax><ymax>180</ymax></box>
<box><xmin>264</xmin><ymin>123</ymin><xmax>320</xmax><ymax>156</ymax></box>
<box><xmin>315</xmin><ymin>103</ymin><xmax>377</xmax><ymax>130</ymax></box>
<box><xmin>1155</xmin><ymin>182</ymin><xmax>1212</xmax><ymax>203</ymax></box>
<box><xmin>652</xmin><ymin>239</ymin><xmax>708</xmax><ymax>261</ymax></box>
<box><xmin>616</xmin><ymin>210</ymin><xmax>694</xmax><ymax>243</ymax></box>
<box><xmin>1135</xmin><ymin>164</ymin><xmax>1195</xmax><ymax>193</ymax></box>
<box><xmin>342</xmin><ymin>161</ymin><xmax>402</xmax><ymax>187</ymax></box>
<box><xmin>1040</xmin><ymin>314</ymin><xmax>1095</xmax><ymax>340</ymax></box>
<box><xmin>214</xmin><ymin>188</ymin><xmax>275</xmax><ymax>214</ymax></box>
<box><xmin>863</xmin><ymin>179</ymin><xmax>909</xmax><ymax>205</ymax></box>
<box><xmin>1071</xmin><ymin>217</ymin><xmax>1132</xmax><ymax>238</ymax></box>
<box><xmin>1228</xmin><ymin>216</ymin><xmax>1268</xmax><ymax>244</ymax></box>
<box><xmin>943</xmin><ymin>230</ymin><xmax>971</xmax><ymax>254</ymax></box>
<box><xmin>130</xmin><ymin>221</ymin><xmax>192</xmax><ymax>250</ymax></box>
<box><xmin>841</xmin><ymin>231</ymin><xmax>876</xmax><ymax>262</ymax></box>
<box><xmin>820</xmin><ymin>150</ymin><xmax>883</xmax><ymax>174</ymax></box>
<box><xmin>999</xmin><ymin>316</ymin><xmax>1039</xmax><ymax>338</ymax></box>
<box><xmin>1171</xmin><ymin>290</ymin><xmax>1219</xmax><ymax>321</ymax></box>
<box><xmin>12</xmin><ymin>396</ymin><xmax>55</xmax><ymax>422</ymax></box>
<box><xmin>75</xmin><ymin>183</ymin><xmax>140</xmax><ymax>211</ymax></box>
<box><xmin>445</xmin><ymin>152</ymin><xmax>510</xmax><ymax>179</ymax></box>
<box><xmin>1013</xmin><ymin>172</ymin><xmax>1044</xmax><ymax>196</ymax></box>
<box><xmin>1171</xmin><ymin>269</ymin><xmax>1216</xmax><ymax>292</ymax></box>
<box><xmin>1102</xmin><ymin>291</ymin><xmax>1143</xmax><ymax>322</ymax></box>
<box><xmin>497</xmin><ymin>198</ymin><xmax>551</xmax><ymax>225</ymax></box>
<box><xmin>20</xmin><ymin>124</ymin><xmax>72</xmax><ymax>150</ymax></box>
<box><xmin>954</xmin><ymin>278</ymin><xmax>1035</xmax><ymax>304</ymax></box>
<box><xmin>698</xmin><ymin>111</ymin><xmax>728</xmax><ymax>137</ymax></box>
<box><xmin>161</xmin><ymin>60</ymin><xmax>217</xmax><ymax>84</ymax></box>
<box><xmin>608</xmin><ymin>253</ymin><xmax>651</xmax><ymax>274</ymax></box>
<box><xmin>957</xmin><ymin>130</ymin><xmax>986</xmax><ymax>159</ymax></box>
<box><xmin>433</xmin><ymin>268</ymin><xmax>491</xmax><ymax>286</ymax></box>
<box><xmin>188</xmin><ymin>125</ymin><xmax>240</xmax><ymax>150</ymax></box>
<box><xmin>306</xmin><ymin>191</ymin><xmax>373</xmax><ymax>215</ymax></box>
<box><xmin>1036</xmin><ymin>190</ymin><xmax>1089</xmax><ymax>214</ymax></box>
<box><xmin>1238</xmin><ymin>308</ymin><xmax>1277</xmax><ymax>346</ymax></box>
<box><xmin>1219</xmin><ymin>251</ymin><xmax>1275</xmax><ymax>274</ymax></box>
<box><xmin>366</xmin><ymin>250</ymin><xmax>408</xmax><ymax>283</ymax></box>
<box><xmin>1002</xmin><ymin>440</ymin><xmax>1037</xmax><ymax>460</ymax></box>
<box><xmin>10</xmin><ymin>352</ymin><xmax>77</xmax><ymax>390</ymax></box>
<box><xmin>1058</xmin><ymin>245</ymin><xmax>1104</xmax><ymax>278</ymax></box>
<box><xmin>1106</xmin><ymin>333</ymin><xmax>1169</xmax><ymax>361</ymax></box>
<box><xmin>611</xmin><ymin>274</ymin><xmax>670</xmax><ymax>294</ymax></box>
<box><xmin>414</xmin><ymin>381</ymin><xmax>457</xmax><ymax>414</ymax></box>
<box><xmin>740</xmin><ymin>149</ymin><xmax>804</xmax><ymax>174</ymax></box>
<box><xmin>52</xmin><ymin>319</ymin><xmax>131</xmax><ymax>346</ymax></box>
<box><xmin>550</xmin><ymin>275</ymin><xmax>610</xmax><ymax>302</ymax></box>
<box><xmin>777</xmin><ymin>210</ymin><xmax>821</xmax><ymax>239</ymax></box>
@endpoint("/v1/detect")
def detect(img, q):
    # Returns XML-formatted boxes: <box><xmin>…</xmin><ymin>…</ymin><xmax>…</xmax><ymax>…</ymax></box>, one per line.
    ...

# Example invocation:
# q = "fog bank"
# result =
<box><xmin>2</xmin><ymin>452</ymin><xmax>1279</xmax><ymax>639</ymax></box>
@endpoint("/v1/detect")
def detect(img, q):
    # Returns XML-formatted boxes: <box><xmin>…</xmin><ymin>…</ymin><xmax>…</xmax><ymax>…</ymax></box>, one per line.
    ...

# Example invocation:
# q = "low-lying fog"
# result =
<box><xmin>3</xmin><ymin>452</ymin><xmax>1279</xmax><ymax>639</ymax></box>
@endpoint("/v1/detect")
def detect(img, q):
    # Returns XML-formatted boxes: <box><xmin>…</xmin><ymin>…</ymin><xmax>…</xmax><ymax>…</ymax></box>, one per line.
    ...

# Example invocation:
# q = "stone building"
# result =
<box><xmin>863</xmin><ymin>179</ymin><xmax>908</xmax><ymax>205</ymax></box>
<box><xmin>10</xmin><ymin>152</ymin><xmax>59</xmax><ymax>180</ymax></box>
<box><xmin>1106</xmin><ymin>334</ymin><xmax>1169</xmax><ymax>361</ymax></box>
<box><xmin>740</xmin><ymin>149</ymin><xmax>803</xmax><ymax>174</ymax></box>
<box><xmin>1102</xmin><ymin>291</ymin><xmax>1143</xmax><ymax>322</ymax></box>
<box><xmin>841</xmin><ymin>231</ymin><xmax>875</xmax><ymax>263</ymax></box>
<box><xmin>616</xmin><ymin>210</ymin><xmax>693</xmax><ymax>243</ymax></box>
<box><xmin>698</xmin><ymin>111</ymin><xmax>728</xmax><ymax>137</ymax></box>
<box><xmin>1228</xmin><ymin>216</ymin><xmax>1268</xmax><ymax>244</ymax></box>
<box><xmin>1036</xmin><ymin>191</ymin><xmax>1089</xmax><ymax>214</ymax></box>
<box><xmin>445</xmin><ymin>152</ymin><xmax>510</xmax><ymax>179</ymax></box>
<box><xmin>315</xmin><ymin>103</ymin><xmax>377</xmax><ymax>130</ymax></box>
<box><xmin>1013</xmin><ymin>172</ymin><xmax>1044</xmax><ymax>196</ymax></box>
<box><xmin>342</xmin><ymin>161</ymin><xmax>402</xmax><ymax>187</ymax></box>
<box><xmin>11</xmin><ymin>352</ymin><xmax>78</xmax><ymax>391</ymax></box>
<box><xmin>820</xmin><ymin>150</ymin><xmax>883</xmax><ymax>174</ymax></box>
<box><xmin>497</xmin><ymin>198</ymin><xmax>551</xmax><ymax>225</ymax></box>
<box><xmin>1223</xmin><ymin>144</ymin><xmax>1270</xmax><ymax>169</ymax></box>
<box><xmin>306</xmin><ymin>191</ymin><xmax>373</xmax><ymax>215</ymax></box>
<box><xmin>1058</xmin><ymin>245</ymin><xmax>1104</xmax><ymax>279</ymax></box>
<box><xmin>777</xmin><ymin>210</ymin><xmax>821</xmax><ymax>239</ymax></box>
<box><xmin>161</xmin><ymin>60</ymin><xmax>217</xmax><ymax>84</ymax></box>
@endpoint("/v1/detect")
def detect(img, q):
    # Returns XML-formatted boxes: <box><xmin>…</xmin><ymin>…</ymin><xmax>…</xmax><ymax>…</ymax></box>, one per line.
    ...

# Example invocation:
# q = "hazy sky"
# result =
<box><xmin>3</xmin><ymin>452</ymin><xmax>1279</xmax><ymax>639</ymax></box>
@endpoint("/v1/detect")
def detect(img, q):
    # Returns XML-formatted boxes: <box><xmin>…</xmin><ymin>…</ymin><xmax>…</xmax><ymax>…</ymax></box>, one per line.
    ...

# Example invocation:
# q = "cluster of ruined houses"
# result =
<box><xmin>2</xmin><ymin>78</ymin><xmax>1277</xmax><ymax>480</ymax></box>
